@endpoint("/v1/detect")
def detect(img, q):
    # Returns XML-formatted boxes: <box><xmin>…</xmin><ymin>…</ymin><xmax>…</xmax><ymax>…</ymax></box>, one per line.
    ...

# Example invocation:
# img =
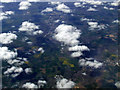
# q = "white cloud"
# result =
<box><xmin>81</xmin><ymin>17</ymin><xmax>94</xmax><ymax>22</ymax></box>
<box><xmin>0</xmin><ymin>0</ymin><xmax>16</xmax><ymax>3</ymax></box>
<box><xmin>5</xmin><ymin>11</ymin><xmax>14</xmax><ymax>15</ymax></box>
<box><xmin>0</xmin><ymin>33</ymin><xmax>17</xmax><ymax>44</ymax></box>
<box><xmin>53</xmin><ymin>21</ymin><xmax>103</xmax><ymax>69</ymax></box>
<box><xmin>78</xmin><ymin>0</ymin><xmax>102</xmax><ymax>5</ymax></box>
<box><xmin>38</xmin><ymin>80</ymin><xmax>47</xmax><ymax>88</ymax></box>
<box><xmin>104</xmin><ymin>6</ymin><xmax>115</xmax><ymax>10</ymax></box>
<box><xmin>111</xmin><ymin>2</ymin><xmax>118</xmax><ymax>6</ymax></box>
<box><xmin>97</xmin><ymin>24</ymin><xmax>107</xmax><ymax>30</ymax></box>
<box><xmin>112</xmin><ymin>20</ymin><xmax>119</xmax><ymax>23</ymax></box>
<box><xmin>16</xmin><ymin>57</ymin><xmax>28</xmax><ymax>62</ymax></box>
<box><xmin>56</xmin><ymin>78</ymin><xmax>75</xmax><ymax>88</ymax></box>
<box><xmin>22</xmin><ymin>58</ymin><xmax>28</xmax><ymax>61</ymax></box>
<box><xmin>28</xmin><ymin>0</ymin><xmax>43</xmax><ymax>2</ymax></box>
<box><xmin>49</xmin><ymin>2</ymin><xmax>61</xmax><ymax>5</ymax></box>
<box><xmin>38</xmin><ymin>47</ymin><xmax>44</xmax><ymax>53</ymax></box>
<box><xmin>74</xmin><ymin>2</ymin><xmax>85</xmax><ymax>8</ymax></box>
<box><xmin>19</xmin><ymin>21</ymin><xmax>39</xmax><ymax>32</ymax></box>
<box><xmin>68</xmin><ymin>45</ymin><xmax>90</xmax><ymax>52</ymax></box>
<box><xmin>103</xmin><ymin>6</ymin><xmax>109</xmax><ymax>10</ymax></box>
<box><xmin>87</xmin><ymin>1</ymin><xmax>102</xmax><ymax>5</ymax></box>
<box><xmin>41</xmin><ymin>7</ymin><xmax>53</xmax><ymax>13</ymax></box>
<box><xmin>69</xmin><ymin>45</ymin><xmax>89</xmax><ymax>58</ymax></box>
<box><xmin>71</xmin><ymin>51</ymin><xmax>83</xmax><ymax>58</ymax></box>
<box><xmin>19</xmin><ymin>1</ymin><xmax>31</xmax><ymax>10</ymax></box>
<box><xmin>87</xmin><ymin>7</ymin><xmax>97</xmax><ymax>11</ymax></box>
<box><xmin>82</xmin><ymin>72</ymin><xmax>87</xmax><ymax>75</ymax></box>
<box><xmin>0</xmin><ymin>5</ymin><xmax>4</xmax><ymax>8</ymax></box>
<box><xmin>7</xmin><ymin>57</ymin><xmax>27</xmax><ymax>66</ymax></box>
<box><xmin>54</xmin><ymin>24</ymin><xmax>90</xmax><ymax>58</ymax></box>
<box><xmin>88</xmin><ymin>22</ymin><xmax>107</xmax><ymax>30</ymax></box>
<box><xmin>25</xmin><ymin>68</ymin><xmax>32</xmax><ymax>74</ymax></box>
<box><xmin>27</xmin><ymin>41</ymin><xmax>33</xmax><ymax>45</ymax></box>
<box><xmin>0</xmin><ymin>11</ymin><xmax>14</xmax><ymax>21</ymax></box>
<box><xmin>0</xmin><ymin>47</ymin><xmax>17</xmax><ymax>60</ymax></box>
<box><xmin>93</xmin><ymin>5</ymin><xmax>97</xmax><ymax>8</ymax></box>
<box><xmin>115</xmin><ymin>81</ymin><xmax>120</xmax><ymax>88</ymax></box>
<box><xmin>14</xmin><ymin>67</ymin><xmax>23</xmax><ymax>73</ymax></box>
<box><xmin>33</xmin><ymin>30</ymin><xmax>43</xmax><ymax>35</ymax></box>
<box><xmin>22</xmin><ymin>82</ymin><xmax>38</xmax><ymax>88</ymax></box>
<box><xmin>74</xmin><ymin>2</ymin><xmax>82</xmax><ymax>7</ymax></box>
<box><xmin>88</xmin><ymin>22</ymin><xmax>98</xmax><ymax>29</ymax></box>
<box><xmin>28</xmin><ymin>0</ymin><xmax>57</xmax><ymax>2</ymax></box>
<box><xmin>7</xmin><ymin>59</ymin><xmax>24</xmax><ymax>66</ymax></box>
<box><xmin>79</xmin><ymin>58</ymin><xmax>103</xmax><ymax>68</ymax></box>
<box><xmin>109</xmin><ymin>8</ymin><xmax>114</xmax><ymax>10</ymax></box>
<box><xmin>7</xmin><ymin>59</ymin><xmax>20</xmax><ymax>64</ymax></box>
<box><xmin>4</xmin><ymin>66</ymin><xmax>23</xmax><ymax>77</ymax></box>
<box><xmin>54</xmin><ymin>24</ymin><xmax>81</xmax><ymax>46</ymax></box>
<box><xmin>19</xmin><ymin>21</ymin><xmax>43</xmax><ymax>35</ymax></box>
<box><xmin>54</xmin><ymin>19</ymin><xmax>60</xmax><ymax>23</ymax></box>
<box><xmin>4</xmin><ymin>66</ymin><xmax>16</xmax><ymax>74</ymax></box>
<box><xmin>56</xmin><ymin>3</ymin><xmax>71</xmax><ymax>13</ymax></box>
<box><xmin>62</xmin><ymin>21</ymin><xmax>65</xmax><ymax>23</ymax></box>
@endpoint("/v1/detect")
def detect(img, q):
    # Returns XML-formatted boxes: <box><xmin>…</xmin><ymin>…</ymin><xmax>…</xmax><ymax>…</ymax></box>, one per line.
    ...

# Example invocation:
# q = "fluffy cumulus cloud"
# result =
<box><xmin>4</xmin><ymin>11</ymin><xmax>14</xmax><ymax>15</ymax></box>
<box><xmin>103</xmin><ymin>6</ymin><xmax>114</xmax><ymax>10</ymax></box>
<box><xmin>68</xmin><ymin>45</ymin><xmax>90</xmax><ymax>57</ymax></box>
<box><xmin>78</xmin><ymin>0</ymin><xmax>102</xmax><ymax>5</ymax></box>
<box><xmin>68</xmin><ymin>45</ymin><xmax>90</xmax><ymax>52</ymax></box>
<box><xmin>33</xmin><ymin>30</ymin><xmax>43</xmax><ymax>35</ymax></box>
<box><xmin>0</xmin><ymin>11</ymin><xmax>14</xmax><ymax>21</ymax></box>
<box><xmin>54</xmin><ymin>24</ymin><xmax>81</xmax><ymax>46</ymax></box>
<box><xmin>71</xmin><ymin>51</ymin><xmax>83</xmax><ymax>58</ymax></box>
<box><xmin>56</xmin><ymin>78</ymin><xmax>75</xmax><ymax>88</ymax></box>
<box><xmin>87</xmin><ymin>0</ymin><xmax>102</xmax><ymax>5</ymax></box>
<box><xmin>54</xmin><ymin>19</ymin><xmax>60</xmax><ymax>23</ymax></box>
<box><xmin>54</xmin><ymin>23</ymin><xmax>103</xmax><ymax>68</ymax></box>
<box><xmin>81</xmin><ymin>17</ymin><xmax>94</xmax><ymax>22</ymax></box>
<box><xmin>38</xmin><ymin>80</ymin><xmax>47</xmax><ymax>88</ymax></box>
<box><xmin>0</xmin><ymin>0</ymin><xmax>16</xmax><ymax>3</ymax></box>
<box><xmin>25</xmin><ymin>68</ymin><xmax>32</xmax><ymax>74</ymax></box>
<box><xmin>0</xmin><ymin>47</ymin><xmax>17</xmax><ymax>60</ymax></box>
<box><xmin>87</xmin><ymin>22</ymin><xmax>107</xmax><ymax>30</ymax></box>
<box><xmin>54</xmin><ymin>24</ymin><xmax>90</xmax><ymax>58</ymax></box>
<box><xmin>38</xmin><ymin>47</ymin><xmax>44</xmax><ymax>53</ymax></box>
<box><xmin>7</xmin><ymin>59</ymin><xmax>25</xmax><ymax>66</ymax></box>
<box><xmin>4</xmin><ymin>66</ymin><xmax>23</xmax><ymax>78</ymax></box>
<box><xmin>22</xmin><ymin>80</ymin><xmax>46</xmax><ymax>88</ymax></box>
<box><xmin>0</xmin><ymin>5</ymin><xmax>4</xmax><ymax>8</ymax></box>
<box><xmin>19</xmin><ymin>21</ymin><xmax>43</xmax><ymax>35</ymax></box>
<box><xmin>112</xmin><ymin>20</ymin><xmax>119</xmax><ymax>23</ymax></box>
<box><xmin>56</xmin><ymin>3</ymin><xmax>71</xmax><ymax>13</ymax></box>
<box><xmin>74</xmin><ymin>2</ymin><xmax>82</xmax><ymax>7</ymax></box>
<box><xmin>115</xmin><ymin>81</ymin><xmax>120</xmax><ymax>88</ymax></box>
<box><xmin>0</xmin><ymin>33</ymin><xmax>17</xmax><ymax>44</ymax></box>
<box><xmin>19</xmin><ymin>21</ymin><xmax>39</xmax><ymax>31</ymax></box>
<box><xmin>19</xmin><ymin>1</ymin><xmax>31</xmax><ymax>10</ymax></box>
<box><xmin>88</xmin><ymin>22</ymin><xmax>98</xmax><ymax>29</ymax></box>
<box><xmin>27</xmin><ymin>0</ymin><xmax>44</xmax><ymax>2</ymax></box>
<box><xmin>41</xmin><ymin>7</ymin><xmax>53</xmax><ymax>13</ymax></box>
<box><xmin>22</xmin><ymin>82</ymin><xmax>38</xmax><ymax>88</ymax></box>
<box><xmin>110</xmin><ymin>2</ymin><xmax>119</xmax><ymax>6</ymax></box>
<box><xmin>74</xmin><ymin>2</ymin><xmax>86</xmax><ymax>8</ymax></box>
<box><xmin>87</xmin><ymin>7</ymin><xmax>97</xmax><ymax>11</ymax></box>
<box><xmin>50</xmin><ymin>2</ymin><xmax>61</xmax><ymax>5</ymax></box>
<box><xmin>109</xmin><ymin>8</ymin><xmax>114</xmax><ymax>10</ymax></box>
<box><xmin>79</xmin><ymin>58</ymin><xmax>103</xmax><ymax>68</ymax></box>
<box><xmin>103</xmin><ymin>6</ymin><xmax>109</xmax><ymax>10</ymax></box>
